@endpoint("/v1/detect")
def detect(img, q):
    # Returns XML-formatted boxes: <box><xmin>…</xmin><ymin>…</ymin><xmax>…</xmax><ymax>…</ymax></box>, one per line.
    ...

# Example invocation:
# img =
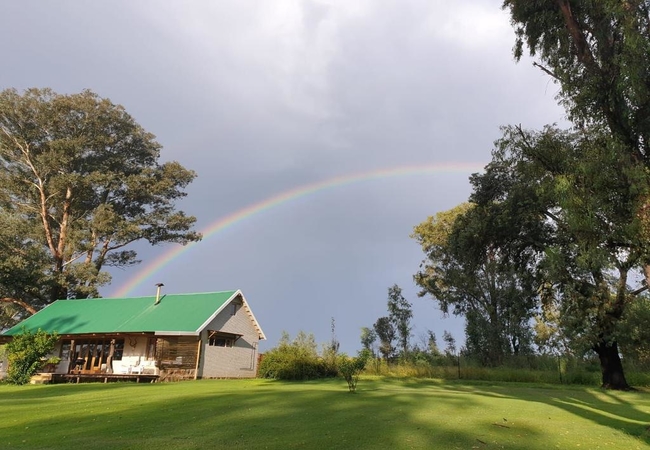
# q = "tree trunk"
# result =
<box><xmin>488</xmin><ymin>310</ymin><xmax>503</xmax><ymax>366</ymax></box>
<box><xmin>50</xmin><ymin>284</ymin><xmax>68</xmax><ymax>303</ymax></box>
<box><xmin>593</xmin><ymin>339</ymin><xmax>630</xmax><ymax>390</ymax></box>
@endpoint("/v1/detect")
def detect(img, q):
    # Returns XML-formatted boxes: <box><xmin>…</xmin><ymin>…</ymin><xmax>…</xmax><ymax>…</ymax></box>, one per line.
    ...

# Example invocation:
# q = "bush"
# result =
<box><xmin>6</xmin><ymin>328</ymin><xmax>59</xmax><ymax>385</ymax></box>
<box><xmin>258</xmin><ymin>331</ymin><xmax>337</xmax><ymax>380</ymax></box>
<box><xmin>338</xmin><ymin>349</ymin><xmax>371</xmax><ymax>392</ymax></box>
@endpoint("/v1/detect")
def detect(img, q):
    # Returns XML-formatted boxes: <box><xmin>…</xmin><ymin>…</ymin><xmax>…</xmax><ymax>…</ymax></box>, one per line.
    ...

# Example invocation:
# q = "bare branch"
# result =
<box><xmin>630</xmin><ymin>285</ymin><xmax>648</xmax><ymax>296</ymax></box>
<box><xmin>63</xmin><ymin>252</ymin><xmax>86</xmax><ymax>267</ymax></box>
<box><xmin>532</xmin><ymin>62</ymin><xmax>561</xmax><ymax>81</ymax></box>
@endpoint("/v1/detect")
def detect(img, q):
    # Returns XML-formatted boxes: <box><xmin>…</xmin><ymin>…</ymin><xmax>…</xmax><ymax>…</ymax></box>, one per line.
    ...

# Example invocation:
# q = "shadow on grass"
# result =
<box><xmin>0</xmin><ymin>378</ymin><xmax>648</xmax><ymax>449</ymax></box>
<box><xmin>464</xmin><ymin>382</ymin><xmax>650</xmax><ymax>444</ymax></box>
<box><xmin>0</xmin><ymin>379</ymin><xmax>543</xmax><ymax>450</ymax></box>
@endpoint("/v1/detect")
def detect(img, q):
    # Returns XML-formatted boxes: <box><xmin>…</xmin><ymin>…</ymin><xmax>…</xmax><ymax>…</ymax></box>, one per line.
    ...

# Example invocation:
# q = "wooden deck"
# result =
<box><xmin>51</xmin><ymin>373</ymin><xmax>159</xmax><ymax>384</ymax></box>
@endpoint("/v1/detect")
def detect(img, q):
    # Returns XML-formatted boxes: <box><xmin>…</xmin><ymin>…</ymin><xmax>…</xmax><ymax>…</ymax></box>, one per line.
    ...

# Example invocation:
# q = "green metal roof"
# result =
<box><xmin>2</xmin><ymin>291</ymin><xmax>239</xmax><ymax>336</ymax></box>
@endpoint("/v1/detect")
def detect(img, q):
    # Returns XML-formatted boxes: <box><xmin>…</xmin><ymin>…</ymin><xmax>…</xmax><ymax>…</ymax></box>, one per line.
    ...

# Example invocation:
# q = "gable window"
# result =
<box><xmin>207</xmin><ymin>331</ymin><xmax>241</xmax><ymax>348</ymax></box>
<box><xmin>209</xmin><ymin>336</ymin><xmax>234</xmax><ymax>347</ymax></box>
<box><xmin>231</xmin><ymin>303</ymin><xmax>238</xmax><ymax>315</ymax></box>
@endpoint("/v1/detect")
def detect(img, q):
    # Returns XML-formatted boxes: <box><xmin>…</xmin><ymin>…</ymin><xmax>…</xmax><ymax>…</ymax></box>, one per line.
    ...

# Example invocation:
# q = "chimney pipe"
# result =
<box><xmin>155</xmin><ymin>283</ymin><xmax>164</xmax><ymax>305</ymax></box>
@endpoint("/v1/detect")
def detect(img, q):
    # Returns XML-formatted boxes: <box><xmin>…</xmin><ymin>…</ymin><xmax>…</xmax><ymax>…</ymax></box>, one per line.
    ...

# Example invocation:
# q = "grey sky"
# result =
<box><xmin>1</xmin><ymin>1</ymin><xmax>563</xmax><ymax>353</ymax></box>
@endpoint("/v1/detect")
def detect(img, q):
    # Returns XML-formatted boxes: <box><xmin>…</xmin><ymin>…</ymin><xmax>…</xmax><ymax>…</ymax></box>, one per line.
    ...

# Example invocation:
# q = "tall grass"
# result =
<box><xmin>364</xmin><ymin>355</ymin><xmax>649</xmax><ymax>387</ymax></box>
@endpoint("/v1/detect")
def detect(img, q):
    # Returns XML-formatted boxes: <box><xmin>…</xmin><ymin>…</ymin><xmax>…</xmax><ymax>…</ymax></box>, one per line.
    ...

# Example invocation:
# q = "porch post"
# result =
<box><xmin>68</xmin><ymin>339</ymin><xmax>75</xmax><ymax>373</ymax></box>
<box><xmin>194</xmin><ymin>338</ymin><xmax>201</xmax><ymax>380</ymax></box>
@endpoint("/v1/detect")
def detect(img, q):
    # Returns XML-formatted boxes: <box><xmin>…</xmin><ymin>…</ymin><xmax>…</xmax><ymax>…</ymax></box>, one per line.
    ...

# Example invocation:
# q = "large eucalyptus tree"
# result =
<box><xmin>0</xmin><ymin>88</ymin><xmax>201</xmax><ymax>319</ymax></box>
<box><xmin>499</xmin><ymin>0</ymin><xmax>650</xmax><ymax>389</ymax></box>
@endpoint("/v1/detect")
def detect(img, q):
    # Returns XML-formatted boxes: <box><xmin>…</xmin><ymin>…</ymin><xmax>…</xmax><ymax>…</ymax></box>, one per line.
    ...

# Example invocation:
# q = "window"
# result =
<box><xmin>113</xmin><ymin>339</ymin><xmax>125</xmax><ymax>360</ymax></box>
<box><xmin>209</xmin><ymin>336</ymin><xmax>234</xmax><ymax>347</ymax></box>
<box><xmin>146</xmin><ymin>338</ymin><xmax>157</xmax><ymax>359</ymax></box>
<box><xmin>62</xmin><ymin>338</ymin><xmax>125</xmax><ymax>373</ymax></box>
<box><xmin>207</xmin><ymin>331</ymin><xmax>239</xmax><ymax>347</ymax></box>
<box><xmin>231</xmin><ymin>303</ymin><xmax>238</xmax><ymax>315</ymax></box>
<box><xmin>60</xmin><ymin>342</ymin><xmax>71</xmax><ymax>360</ymax></box>
<box><xmin>62</xmin><ymin>338</ymin><xmax>124</xmax><ymax>361</ymax></box>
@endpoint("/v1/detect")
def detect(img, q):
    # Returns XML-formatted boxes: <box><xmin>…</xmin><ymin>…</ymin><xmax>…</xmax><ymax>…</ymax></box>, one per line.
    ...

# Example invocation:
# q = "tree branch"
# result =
<box><xmin>55</xmin><ymin>186</ymin><xmax>73</xmax><ymax>266</ymax></box>
<box><xmin>630</xmin><ymin>284</ymin><xmax>648</xmax><ymax>296</ymax></box>
<box><xmin>532</xmin><ymin>62</ymin><xmax>561</xmax><ymax>81</ymax></box>
<box><xmin>0</xmin><ymin>297</ymin><xmax>36</xmax><ymax>315</ymax></box>
<box><xmin>555</xmin><ymin>0</ymin><xmax>597</xmax><ymax>67</ymax></box>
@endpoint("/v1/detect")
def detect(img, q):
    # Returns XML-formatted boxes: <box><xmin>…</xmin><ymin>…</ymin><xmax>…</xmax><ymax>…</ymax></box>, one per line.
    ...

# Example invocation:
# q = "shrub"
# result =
<box><xmin>338</xmin><ymin>349</ymin><xmax>371</xmax><ymax>392</ymax></box>
<box><xmin>6</xmin><ymin>328</ymin><xmax>59</xmax><ymax>385</ymax></box>
<box><xmin>321</xmin><ymin>345</ymin><xmax>341</xmax><ymax>378</ymax></box>
<box><xmin>258</xmin><ymin>331</ymin><xmax>337</xmax><ymax>380</ymax></box>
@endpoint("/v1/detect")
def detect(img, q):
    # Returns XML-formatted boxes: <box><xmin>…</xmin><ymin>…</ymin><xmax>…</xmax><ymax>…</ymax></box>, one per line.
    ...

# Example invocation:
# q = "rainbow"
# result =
<box><xmin>112</xmin><ymin>162</ymin><xmax>484</xmax><ymax>297</ymax></box>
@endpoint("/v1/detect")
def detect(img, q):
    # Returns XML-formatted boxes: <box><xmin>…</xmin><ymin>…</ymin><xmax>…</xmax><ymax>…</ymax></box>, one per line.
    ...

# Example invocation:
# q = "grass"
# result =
<box><xmin>0</xmin><ymin>378</ymin><xmax>649</xmax><ymax>449</ymax></box>
<box><xmin>369</xmin><ymin>360</ymin><xmax>650</xmax><ymax>387</ymax></box>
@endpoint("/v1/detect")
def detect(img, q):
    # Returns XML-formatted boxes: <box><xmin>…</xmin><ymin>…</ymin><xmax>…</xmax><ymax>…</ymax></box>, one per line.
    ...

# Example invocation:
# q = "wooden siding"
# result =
<box><xmin>155</xmin><ymin>336</ymin><xmax>200</xmax><ymax>381</ymax></box>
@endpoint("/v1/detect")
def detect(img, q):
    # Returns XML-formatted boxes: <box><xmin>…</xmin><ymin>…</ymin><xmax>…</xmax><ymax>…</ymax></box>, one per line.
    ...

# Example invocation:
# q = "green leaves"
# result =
<box><xmin>0</xmin><ymin>88</ymin><xmax>201</xmax><ymax>306</ymax></box>
<box><xmin>503</xmin><ymin>0</ymin><xmax>650</xmax><ymax>160</ymax></box>
<box><xmin>485</xmin><ymin>0</ymin><xmax>650</xmax><ymax>388</ymax></box>
<box><xmin>257</xmin><ymin>331</ymin><xmax>338</xmax><ymax>380</ymax></box>
<box><xmin>337</xmin><ymin>349</ymin><xmax>371</xmax><ymax>393</ymax></box>
<box><xmin>465</xmin><ymin>123</ymin><xmax>650</xmax><ymax>386</ymax></box>
<box><xmin>5</xmin><ymin>327</ymin><xmax>59</xmax><ymax>385</ymax></box>
<box><xmin>387</xmin><ymin>284</ymin><xmax>412</xmax><ymax>356</ymax></box>
<box><xmin>413</xmin><ymin>192</ymin><xmax>539</xmax><ymax>364</ymax></box>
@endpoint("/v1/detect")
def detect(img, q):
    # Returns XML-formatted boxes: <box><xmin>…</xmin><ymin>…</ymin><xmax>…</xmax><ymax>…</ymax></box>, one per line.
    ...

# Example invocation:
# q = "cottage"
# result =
<box><xmin>0</xmin><ymin>290</ymin><xmax>265</xmax><ymax>382</ymax></box>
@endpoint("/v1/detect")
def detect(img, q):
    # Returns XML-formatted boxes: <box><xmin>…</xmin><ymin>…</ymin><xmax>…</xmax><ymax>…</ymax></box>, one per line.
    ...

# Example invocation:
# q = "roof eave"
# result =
<box><xmin>154</xmin><ymin>331</ymin><xmax>200</xmax><ymax>336</ymax></box>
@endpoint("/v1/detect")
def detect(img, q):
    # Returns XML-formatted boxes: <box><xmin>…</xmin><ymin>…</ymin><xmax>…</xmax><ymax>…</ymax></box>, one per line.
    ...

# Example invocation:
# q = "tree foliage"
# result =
<box><xmin>504</xmin><ymin>0</ymin><xmax>650</xmax><ymax>156</ymax></box>
<box><xmin>534</xmin><ymin>300</ymin><xmax>573</xmax><ymax>357</ymax></box>
<box><xmin>360</xmin><ymin>326</ymin><xmax>377</xmax><ymax>353</ymax></box>
<box><xmin>5</xmin><ymin>328</ymin><xmax>59</xmax><ymax>385</ymax></box>
<box><xmin>0</xmin><ymin>88</ymin><xmax>201</xmax><ymax>313</ymax></box>
<box><xmin>412</xmin><ymin>201</ymin><xmax>538</xmax><ymax>366</ymax></box>
<box><xmin>442</xmin><ymin>331</ymin><xmax>456</xmax><ymax>357</ymax></box>
<box><xmin>373</xmin><ymin>316</ymin><xmax>395</xmax><ymax>361</ymax></box>
<box><xmin>469</xmin><ymin>124</ymin><xmax>650</xmax><ymax>388</ymax></box>
<box><xmin>409</xmin><ymin>2</ymin><xmax>650</xmax><ymax>388</ymax></box>
<box><xmin>617</xmin><ymin>295</ymin><xmax>650</xmax><ymax>365</ymax></box>
<box><xmin>496</xmin><ymin>1</ymin><xmax>650</xmax><ymax>389</ymax></box>
<box><xmin>425</xmin><ymin>331</ymin><xmax>441</xmax><ymax>356</ymax></box>
<box><xmin>387</xmin><ymin>284</ymin><xmax>413</xmax><ymax>356</ymax></box>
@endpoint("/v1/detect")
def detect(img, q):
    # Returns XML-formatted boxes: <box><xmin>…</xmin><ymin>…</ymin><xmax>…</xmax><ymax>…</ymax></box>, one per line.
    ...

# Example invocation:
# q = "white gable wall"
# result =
<box><xmin>198</xmin><ymin>296</ymin><xmax>260</xmax><ymax>378</ymax></box>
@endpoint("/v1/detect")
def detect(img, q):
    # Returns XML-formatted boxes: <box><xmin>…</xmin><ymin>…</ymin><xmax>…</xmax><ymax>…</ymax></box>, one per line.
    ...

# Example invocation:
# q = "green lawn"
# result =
<box><xmin>0</xmin><ymin>378</ymin><xmax>648</xmax><ymax>449</ymax></box>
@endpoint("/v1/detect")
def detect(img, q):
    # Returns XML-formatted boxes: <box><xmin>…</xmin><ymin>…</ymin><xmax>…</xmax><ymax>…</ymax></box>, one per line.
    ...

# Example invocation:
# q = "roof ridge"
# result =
<box><xmin>56</xmin><ymin>290</ymin><xmax>239</xmax><ymax>301</ymax></box>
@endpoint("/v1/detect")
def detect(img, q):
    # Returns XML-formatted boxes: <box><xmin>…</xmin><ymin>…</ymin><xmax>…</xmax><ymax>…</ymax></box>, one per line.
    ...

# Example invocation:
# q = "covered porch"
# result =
<box><xmin>54</xmin><ymin>332</ymin><xmax>160</xmax><ymax>376</ymax></box>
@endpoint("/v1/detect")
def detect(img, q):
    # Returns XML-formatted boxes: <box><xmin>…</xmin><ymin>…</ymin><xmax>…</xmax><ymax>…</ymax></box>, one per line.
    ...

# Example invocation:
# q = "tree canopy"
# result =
<box><xmin>387</xmin><ymin>284</ymin><xmax>413</xmax><ymax>356</ymax></box>
<box><xmin>496</xmin><ymin>0</ymin><xmax>650</xmax><ymax>389</ymax></box>
<box><xmin>412</xmin><ymin>200</ymin><xmax>538</xmax><ymax>366</ymax></box>
<box><xmin>0</xmin><ymin>88</ymin><xmax>201</xmax><ymax>318</ymax></box>
<box><xmin>504</xmin><ymin>0</ymin><xmax>650</xmax><ymax>157</ymax></box>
